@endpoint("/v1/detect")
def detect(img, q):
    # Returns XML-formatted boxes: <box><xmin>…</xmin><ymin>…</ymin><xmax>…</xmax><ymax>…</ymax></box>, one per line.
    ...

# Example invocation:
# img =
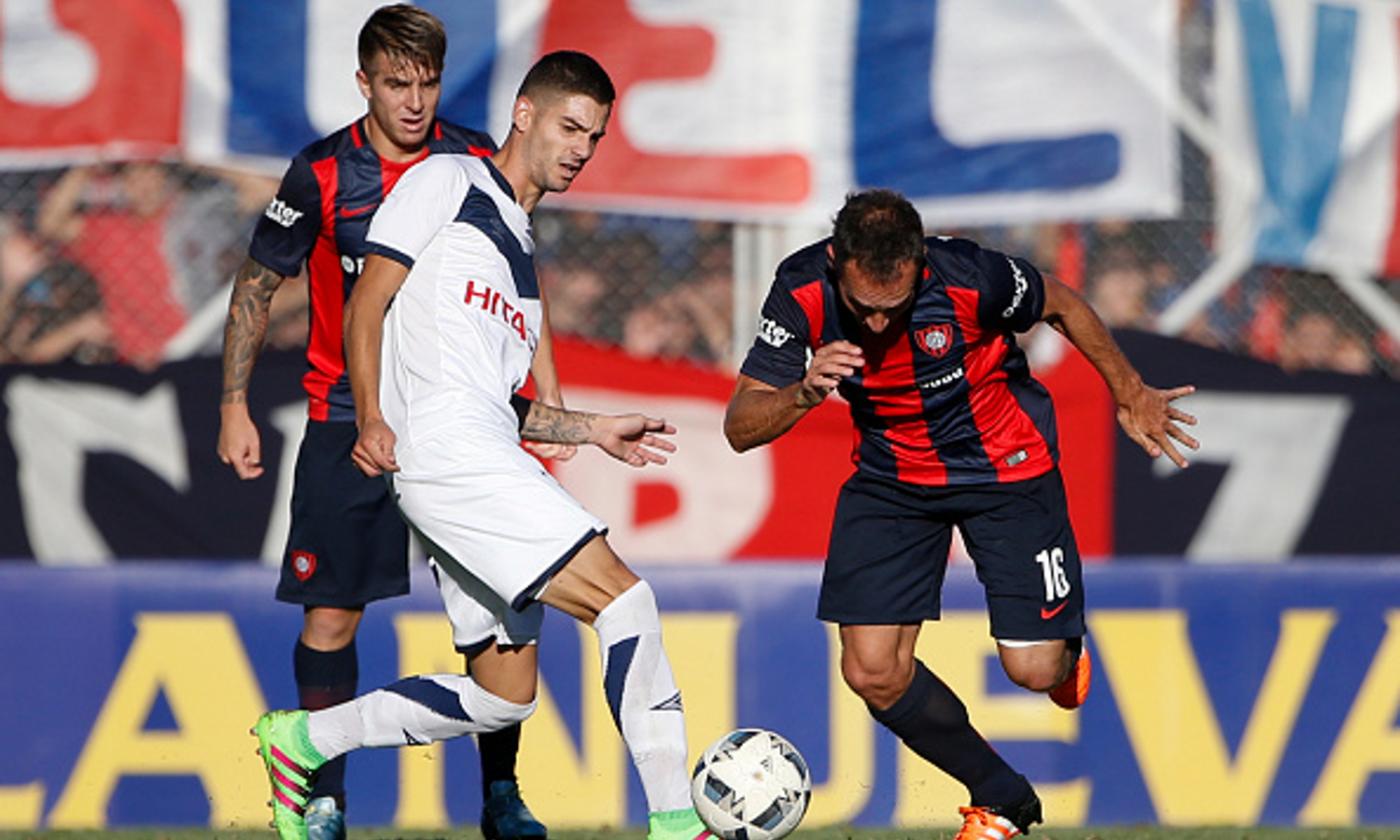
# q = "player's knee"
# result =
<box><xmin>1006</xmin><ymin>664</ymin><xmax>1062</xmax><ymax>692</ymax></box>
<box><xmin>1000</xmin><ymin>645</ymin><xmax>1071</xmax><ymax>692</ymax></box>
<box><xmin>302</xmin><ymin>607</ymin><xmax>362</xmax><ymax>650</ymax></box>
<box><xmin>840</xmin><ymin>657</ymin><xmax>911</xmax><ymax>709</ymax></box>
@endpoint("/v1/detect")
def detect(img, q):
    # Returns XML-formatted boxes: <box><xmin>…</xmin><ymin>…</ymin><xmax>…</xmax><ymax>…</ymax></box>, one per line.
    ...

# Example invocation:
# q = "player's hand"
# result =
<box><xmin>217</xmin><ymin>405</ymin><xmax>264</xmax><ymax>480</ymax></box>
<box><xmin>592</xmin><ymin>414</ymin><xmax>677</xmax><ymax>468</ymax></box>
<box><xmin>797</xmin><ymin>341</ymin><xmax>864</xmax><ymax>408</ymax></box>
<box><xmin>1116</xmin><ymin>383</ymin><xmax>1199</xmax><ymax>469</ymax></box>
<box><xmin>352</xmin><ymin>417</ymin><xmax>400</xmax><ymax>476</ymax></box>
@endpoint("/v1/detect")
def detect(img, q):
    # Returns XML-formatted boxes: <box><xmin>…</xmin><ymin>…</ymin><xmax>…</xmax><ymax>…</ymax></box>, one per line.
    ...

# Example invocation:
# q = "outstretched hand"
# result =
<box><xmin>1117</xmin><ymin>384</ymin><xmax>1199</xmax><ymax>469</ymax></box>
<box><xmin>352</xmin><ymin>417</ymin><xmax>399</xmax><ymax>477</ymax></box>
<box><xmin>594</xmin><ymin>414</ymin><xmax>677</xmax><ymax>467</ymax></box>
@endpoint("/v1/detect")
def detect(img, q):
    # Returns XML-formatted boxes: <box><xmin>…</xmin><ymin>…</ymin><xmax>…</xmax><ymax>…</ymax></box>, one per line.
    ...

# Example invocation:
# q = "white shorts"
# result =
<box><xmin>391</xmin><ymin>432</ymin><xmax>606</xmax><ymax>648</ymax></box>
<box><xmin>425</xmin><ymin>553</ymin><xmax>545</xmax><ymax>651</ymax></box>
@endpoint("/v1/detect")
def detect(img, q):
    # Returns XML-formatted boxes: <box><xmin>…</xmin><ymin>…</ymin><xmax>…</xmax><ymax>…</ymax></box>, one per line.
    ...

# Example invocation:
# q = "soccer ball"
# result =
<box><xmin>690</xmin><ymin>728</ymin><xmax>811</xmax><ymax>840</ymax></box>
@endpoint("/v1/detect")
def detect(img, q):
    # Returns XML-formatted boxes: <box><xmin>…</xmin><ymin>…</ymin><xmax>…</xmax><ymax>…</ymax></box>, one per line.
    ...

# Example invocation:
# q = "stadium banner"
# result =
<box><xmin>1110</xmin><ymin>330</ymin><xmax>1400</xmax><ymax>559</ymax></box>
<box><xmin>1</xmin><ymin>332</ymin><xmax>1399</xmax><ymax>565</ymax></box>
<box><xmin>1215</xmin><ymin>0</ymin><xmax>1400</xmax><ymax>276</ymax></box>
<box><xmin>0</xmin><ymin>0</ymin><xmax>1179</xmax><ymax>225</ymax></box>
<box><xmin>3</xmin><ymin>562</ymin><xmax>1400</xmax><ymax>829</ymax></box>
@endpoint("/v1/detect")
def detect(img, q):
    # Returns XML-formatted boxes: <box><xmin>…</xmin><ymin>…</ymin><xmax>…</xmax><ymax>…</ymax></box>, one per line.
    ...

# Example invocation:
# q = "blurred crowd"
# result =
<box><xmin>534</xmin><ymin>210</ymin><xmax>734</xmax><ymax>365</ymax></box>
<box><xmin>972</xmin><ymin>219</ymin><xmax>1399</xmax><ymax>378</ymax></box>
<box><xmin>1</xmin><ymin>156</ymin><xmax>1396</xmax><ymax>379</ymax></box>
<box><xmin>2</xmin><ymin>3</ymin><xmax>1397</xmax><ymax>378</ymax></box>
<box><xmin>0</xmin><ymin>161</ymin><xmax>303</xmax><ymax>368</ymax></box>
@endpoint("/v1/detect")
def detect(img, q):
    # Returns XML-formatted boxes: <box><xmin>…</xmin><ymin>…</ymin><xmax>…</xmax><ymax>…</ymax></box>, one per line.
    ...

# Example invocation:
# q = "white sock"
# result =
<box><xmin>593</xmin><ymin>581</ymin><xmax>691</xmax><ymax>812</ymax></box>
<box><xmin>306</xmin><ymin>674</ymin><xmax>534</xmax><ymax>760</ymax></box>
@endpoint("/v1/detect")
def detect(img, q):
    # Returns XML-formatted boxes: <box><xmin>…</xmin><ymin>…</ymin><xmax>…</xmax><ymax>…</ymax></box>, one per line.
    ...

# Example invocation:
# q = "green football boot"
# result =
<box><xmin>647</xmin><ymin>807</ymin><xmax>713</xmax><ymax>840</ymax></box>
<box><xmin>252</xmin><ymin>710</ymin><xmax>327</xmax><ymax>840</ymax></box>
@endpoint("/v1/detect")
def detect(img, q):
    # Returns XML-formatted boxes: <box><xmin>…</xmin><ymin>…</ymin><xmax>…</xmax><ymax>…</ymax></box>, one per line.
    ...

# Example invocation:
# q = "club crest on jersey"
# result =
<box><xmin>915</xmin><ymin>323</ymin><xmax>953</xmax><ymax>358</ymax></box>
<box><xmin>290</xmin><ymin>550</ymin><xmax>317</xmax><ymax>582</ymax></box>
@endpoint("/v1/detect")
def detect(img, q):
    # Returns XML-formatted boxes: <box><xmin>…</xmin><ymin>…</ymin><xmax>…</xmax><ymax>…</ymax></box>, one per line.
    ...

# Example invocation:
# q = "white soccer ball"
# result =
<box><xmin>690</xmin><ymin>728</ymin><xmax>811</xmax><ymax>840</ymax></box>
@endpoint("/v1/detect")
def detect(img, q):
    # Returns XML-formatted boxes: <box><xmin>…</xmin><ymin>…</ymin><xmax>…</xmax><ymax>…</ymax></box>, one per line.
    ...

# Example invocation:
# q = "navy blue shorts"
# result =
<box><xmin>276</xmin><ymin>420</ymin><xmax>410</xmax><ymax>608</ymax></box>
<box><xmin>817</xmin><ymin>467</ymin><xmax>1085</xmax><ymax>640</ymax></box>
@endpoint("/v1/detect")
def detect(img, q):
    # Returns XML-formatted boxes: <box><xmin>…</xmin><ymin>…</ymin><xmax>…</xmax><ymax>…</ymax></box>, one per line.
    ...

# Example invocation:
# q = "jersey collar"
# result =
<box><xmin>481</xmin><ymin>157</ymin><xmax>517</xmax><ymax>204</ymax></box>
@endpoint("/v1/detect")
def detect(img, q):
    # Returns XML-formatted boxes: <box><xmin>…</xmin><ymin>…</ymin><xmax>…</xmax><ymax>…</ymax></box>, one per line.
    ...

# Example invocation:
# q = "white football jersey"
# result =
<box><xmin>366</xmin><ymin>154</ymin><xmax>540</xmax><ymax>450</ymax></box>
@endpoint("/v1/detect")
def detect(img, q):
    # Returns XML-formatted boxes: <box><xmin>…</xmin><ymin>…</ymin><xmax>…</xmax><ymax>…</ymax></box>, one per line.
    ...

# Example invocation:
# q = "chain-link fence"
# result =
<box><xmin>0</xmin><ymin>163</ymin><xmax>295</xmax><ymax>367</ymax></box>
<box><xmin>0</xmin><ymin>2</ymin><xmax>1395</xmax><ymax>377</ymax></box>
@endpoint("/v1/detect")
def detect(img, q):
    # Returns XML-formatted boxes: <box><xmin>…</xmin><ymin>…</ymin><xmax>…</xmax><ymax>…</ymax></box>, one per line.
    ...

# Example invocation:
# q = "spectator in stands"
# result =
<box><xmin>537</xmin><ymin>211</ymin><xmax>667</xmax><ymax>347</ymax></box>
<box><xmin>539</xmin><ymin>253</ymin><xmax>608</xmax><ymax>338</ymax></box>
<box><xmin>1331</xmin><ymin>330</ymin><xmax>1375</xmax><ymax>376</ymax></box>
<box><xmin>166</xmin><ymin>166</ymin><xmax>279</xmax><ymax>322</ymax></box>
<box><xmin>1085</xmin><ymin>255</ymin><xmax>1152</xmax><ymax>329</ymax></box>
<box><xmin>621</xmin><ymin>289</ymin><xmax>698</xmax><ymax>360</ymax></box>
<box><xmin>0</xmin><ymin>213</ymin><xmax>111</xmax><ymax>363</ymax></box>
<box><xmin>36</xmin><ymin>161</ymin><xmax>188</xmax><ymax>368</ymax></box>
<box><xmin>668</xmin><ymin>231</ymin><xmax>733</xmax><ymax>363</ymax></box>
<box><xmin>1277</xmin><ymin>309</ymin><xmax>1340</xmax><ymax>373</ymax></box>
<box><xmin>35</xmin><ymin>162</ymin><xmax>278</xmax><ymax>364</ymax></box>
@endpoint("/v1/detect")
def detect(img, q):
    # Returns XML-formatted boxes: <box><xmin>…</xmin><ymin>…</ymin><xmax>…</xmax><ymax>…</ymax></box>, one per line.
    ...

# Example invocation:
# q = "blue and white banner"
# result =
<box><xmin>3</xmin><ymin>562</ymin><xmax>1400</xmax><ymax>829</ymax></box>
<box><xmin>1216</xmin><ymin>0</ymin><xmax>1400</xmax><ymax>276</ymax></box>
<box><xmin>0</xmin><ymin>0</ymin><xmax>1179</xmax><ymax>224</ymax></box>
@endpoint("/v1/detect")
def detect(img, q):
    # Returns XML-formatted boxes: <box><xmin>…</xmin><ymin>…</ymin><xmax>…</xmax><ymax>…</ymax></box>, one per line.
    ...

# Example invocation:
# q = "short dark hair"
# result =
<box><xmin>831</xmin><ymin>189</ymin><xmax>925</xmax><ymax>281</ymax></box>
<box><xmin>359</xmin><ymin>4</ymin><xmax>446</xmax><ymax>76</ymax></box>
<box><xmin>518</xmin><ymin>51</ymin><xmax>615</xmax><ymax>105</ymax></box>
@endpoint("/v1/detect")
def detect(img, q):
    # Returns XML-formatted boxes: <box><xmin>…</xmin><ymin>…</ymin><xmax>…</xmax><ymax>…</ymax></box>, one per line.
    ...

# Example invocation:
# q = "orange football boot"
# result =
<box><xmin>1049</xmin><ymin>643</ymin><xmax>1092</xmax><ymax>710</ymax></box>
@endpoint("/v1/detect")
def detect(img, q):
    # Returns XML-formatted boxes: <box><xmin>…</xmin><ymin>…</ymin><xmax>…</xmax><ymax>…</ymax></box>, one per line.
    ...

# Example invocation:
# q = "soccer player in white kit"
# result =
<box><xmin>252</xmin><ymin>51</ymin><xmax>714</xmax><ymax>840</ymax></box>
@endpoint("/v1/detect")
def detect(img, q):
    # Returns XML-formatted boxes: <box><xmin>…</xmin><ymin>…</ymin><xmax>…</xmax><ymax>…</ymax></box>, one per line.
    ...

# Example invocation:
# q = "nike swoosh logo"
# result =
<box><xmin>1041</xmin><ymin>602</ymin><xmax>1068</xmax><ymax>620</ymax></box>
<box><xmin>339</xmin><ymin>202</ymin><xmax>377</xmax><ymax>218</ymax></box>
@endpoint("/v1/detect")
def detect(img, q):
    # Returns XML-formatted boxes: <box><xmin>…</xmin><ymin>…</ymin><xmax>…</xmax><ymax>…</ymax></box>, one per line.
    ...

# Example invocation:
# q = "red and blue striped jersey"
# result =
<box><xmin>739</xmin><ymin>235</ymin><xmax>1058</xmax><ymax>487</ymax></box>
<box><xmin>248</xmin><ymin>118</ymin><xmax>495</xmax><ymax>422</ymax></box>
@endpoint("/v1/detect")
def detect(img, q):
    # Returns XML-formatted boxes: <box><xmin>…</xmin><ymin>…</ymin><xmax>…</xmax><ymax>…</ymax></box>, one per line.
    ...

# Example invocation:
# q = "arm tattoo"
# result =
<box><xmin>221</xmin><ymin>258</ymin><xmax>285</xmax><ymax>405</ymax></box>
<box><xmin>521</xmin><ymin>401</ymin><xmax>598</xmax><ymax>444</ymax></box>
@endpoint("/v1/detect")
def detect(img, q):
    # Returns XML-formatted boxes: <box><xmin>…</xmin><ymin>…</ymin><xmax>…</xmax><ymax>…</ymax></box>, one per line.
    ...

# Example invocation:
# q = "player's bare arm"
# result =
<box><xmin>344</xmin><ymin>253</ymin><xmax>411</xmax><ymax>477</ymax></box>
<box><xmin>34</xmin><ymin>165</ymin><xmax>91</xmax><ymax>244</ymax></box>
<box><xmin>523</xmin><ymin>289</ymin><xmax>578</xmax><ymax>461</ymax></box>
<box><xmin>723</xmin><ymin>341</ymin><xmax>864</xmax><ymax>452</ymax></box>
<box><xmin>217</xmin><ymin>256</ymin><xmax>288</xmax><ymax>479</ymax></box>
<box><xmin>1040</xmin><ymin>276</ymin><xmax>1199</xmax><ymax>468</ymax></box>
<box><xmin>520</xmin><ymin>401</ymin><xmax>676</xmax><ymax>468</ymax></box>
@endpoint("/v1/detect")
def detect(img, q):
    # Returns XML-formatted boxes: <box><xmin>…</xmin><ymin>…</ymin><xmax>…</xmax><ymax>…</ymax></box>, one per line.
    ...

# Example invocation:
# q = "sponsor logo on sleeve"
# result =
<box><xmin>1002</xmin><ymin>257</ymin><xmax>1028</xmax><ymax>318</ymax></box>
<box><xmin>758</xmin><ymin>317</ymin><xmax>794</xmax><ymax>348</ymax></box>
<box><xmin>264</xmin><ymin>198</ymin><xmax>305</xmax><ymax>228</ymax></box>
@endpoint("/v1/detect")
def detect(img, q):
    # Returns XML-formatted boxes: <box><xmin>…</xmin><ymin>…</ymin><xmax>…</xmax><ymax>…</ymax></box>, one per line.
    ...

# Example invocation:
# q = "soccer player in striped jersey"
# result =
<box><xmin>725</xmin><ymin>190</ymin><xmax>1199</xmax><ymax>840</ymax></box>
<box><xmin>218</xmin><ymin>7</ymin><xmax>559</xmax><ymax>839</ymax></box>
<box><xmin>251</xmin><ymin>51</ymin><xmax>714</xmax><ymax>840</ymax></box>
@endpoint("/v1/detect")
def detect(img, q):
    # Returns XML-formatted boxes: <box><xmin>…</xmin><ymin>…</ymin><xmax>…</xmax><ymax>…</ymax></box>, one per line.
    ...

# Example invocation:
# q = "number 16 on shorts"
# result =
<box><xmin>1035</xmin><ymin>547</ymin><xmax>1071</xmax><ymax>602</ymax></box>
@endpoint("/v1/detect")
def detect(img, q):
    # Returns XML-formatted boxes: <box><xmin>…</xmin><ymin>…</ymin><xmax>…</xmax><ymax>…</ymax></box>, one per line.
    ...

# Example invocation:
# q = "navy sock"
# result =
<box><xmin>869</xmin><ymin>660</ymin><xmax>1033</xmax><ymax>808</ymax></box>
<box><xmin>295</xmin><ymin>638</ymin><xmax>358</xmax><ymax>808</ymax></box>
<box><xmin>478</xmin><ymin>722</ymin><xmax>523</xmax><ymax>800</ymax></box>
